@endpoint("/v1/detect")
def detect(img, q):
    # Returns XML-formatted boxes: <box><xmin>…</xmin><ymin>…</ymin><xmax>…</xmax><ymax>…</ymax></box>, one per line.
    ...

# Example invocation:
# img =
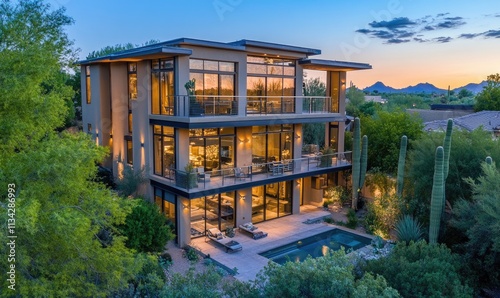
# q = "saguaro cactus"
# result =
<box><xmin>396</xmin><ymin>135</ymin><xmax>408</xmax><ymax>197</ymax></box>
<box><xmin>429</xmin><ymin>146</ymin><xmax>444</xmax><ymax>244</ymax></box>
<box><xmin>359</xmin><ymin>135</ymin><xmax>368</xmax><ymax>192</ymax></box>
<box><xmin>350</xmin><ymin>119</ymin><xmax>368</xmax><ymax>210</ymax></box>
<box><xmin>351</xmin><ymin>118</ymin><xmax>361</xmax><ymax>210</ymax></box>
<box><xmin>442</xmin><ymin>119</ymin><xmax>453</xmax><ymax>214</ymax></box>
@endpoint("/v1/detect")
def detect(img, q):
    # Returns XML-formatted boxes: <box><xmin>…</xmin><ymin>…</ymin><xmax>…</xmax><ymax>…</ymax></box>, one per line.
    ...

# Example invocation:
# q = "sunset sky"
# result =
<box><xmin>61</xmin><ymin>0</ymin><xmax>500</xmax><ymax>89</ymax></box>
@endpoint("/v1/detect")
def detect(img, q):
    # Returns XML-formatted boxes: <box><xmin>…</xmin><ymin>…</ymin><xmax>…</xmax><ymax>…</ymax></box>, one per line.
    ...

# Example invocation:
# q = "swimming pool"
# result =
<box><xmin>259</xmin><ymin>228</ymin><xmax>372</xmax><ymax>264</ymax></box>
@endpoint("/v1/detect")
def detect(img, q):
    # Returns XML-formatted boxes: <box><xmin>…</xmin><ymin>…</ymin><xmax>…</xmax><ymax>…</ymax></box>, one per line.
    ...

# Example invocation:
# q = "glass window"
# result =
<box><xmin>153</xmin><ymin>125</ymin><xmax>176</xmax><ymax>178</ymax></box>
<box><xmin>151</xmin><ymin>72</ymin><xmax>160</xmax><ymax>114</ymax></box>
<box><xmin>268</xmin><ymin>65</ymin><xmax>283</xmax><ymax>75</ymax></box>
<box><xmin>126</xmin><ymin>140</ymin><xmax>133</xmax><ymax>165</ymax></box>
<box><xmin>220</xmin><ymin>75</ymin><xmax>234</xmax><ymax>96</ymax></box>
<box><xmin>330</xmin><ymin>72</ymin><xmax>340</xmax><ymax>113</ymax></box>
<box><xmin>189</xmin><ymin>59</ymin><xmax>236</xmax><ymax>104</ymax></box>
<box><xmin>204</xmin><ymin>60</ymin><xmax>218</xmax><ymax>71</ymax></box>
<box><xmin>219</xmin><ymin>62</ymin><xmax>235</xmax><ymax>72</ymax></box>
<box><xmin>284</xmin><ymin>66</ymin><xmax>295</xmax><ymax>76</ymax></box>
<box><xmin>151</xmin><ymin>59</ymin><xmax>175</xmax><ymax>115</ymax></box>
<box><xmin>85</xmin><ymin>66</ymin><xmax>91</xmax><ymax>104</ymax></box>
<box><xmin>246</xmin><ymin>56</ymin><xmax>296</xmax><ymax>104</ymax></box>
<box><xmin>128</xmin><ymin>63</ymin><xmax>137</xmax><ymax>101</ymax></box>
<box><xmin>247</xmin><ymin>56</ymin><xmax>265</xmax><ymax>63</ymax></box>
<box><xmin>128</xmin><ymin>113</ymin><xmax>132</xmax><ymax>134</ymax></box>
<box><xmin>248</xmin><ymin>64</ymin><xmax>266</xmax><ymax>74</ymax></box>
<box><xmin>204</xmin><ymin>73</ymin><xmax>218</xmax><ymax>96</ymax></box>
<box><xmin>189</xmin><ymin>59</ymin><xmax>203</xmax><ymax>70</ymax></box>
<box><xmin>188</xmin><ymin>129</ymin><xmax>235</xmax><ymax>173</ymax></box>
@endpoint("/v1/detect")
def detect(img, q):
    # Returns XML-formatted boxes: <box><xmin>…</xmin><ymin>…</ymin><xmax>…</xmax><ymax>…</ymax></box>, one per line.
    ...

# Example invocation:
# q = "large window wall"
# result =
<box><xmin>247</xmin><ymin>56</ymin><xmax>295</xmax><ymax>114</ymax></box>
<box><xmin>251</xmin><ymin>181</ymin><xmax>292</xmax><ymax>223</ymax></box>
<box><xmin>251</xmin><ymin>125</ymin><xmax>293</xmax><ymax>173</ymax></box>
<box><xmin>128</xmin><ymin>62</ymin><xmax>137</xmax><ymax>134</ymax></box>
<box><xmin>154</xmin><ymin>187</ymin><xmax>176</xmax><ymax>234</ymax></box>
<box><xmin>189</xmin><ymin>128</ymin><xmax>235</xmax><ymax>173</ymax></box>
<box><xmin>151</xmin><ymin>59</ymin><xmax>175</xmax><ymax>115</ymax></box>
<box><xmin>190</xmin><ymin>192</ymin><xmax>235</xmax><ymax>238</ymax></box>
<box><xmin>189</xmin><ymin>59</ymin><xmax>236</xmax><ymax>115</ymax></box>
<box><xmin>153</xmin><ymin>125</ymin><xmax>175</xmax><ymax>178</ymax></box>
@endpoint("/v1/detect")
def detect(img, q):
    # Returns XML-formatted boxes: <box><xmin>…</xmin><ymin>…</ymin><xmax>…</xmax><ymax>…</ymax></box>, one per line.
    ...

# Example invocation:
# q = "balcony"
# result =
<box><xmin>156</xmin><ymin>95</ymin><xmax>335</xmax><ymax>117</ymax></box>
<box><xmin>152</xmin><ymin>151</ymin><xmax>352</xmax><ymax>194</ymax></box>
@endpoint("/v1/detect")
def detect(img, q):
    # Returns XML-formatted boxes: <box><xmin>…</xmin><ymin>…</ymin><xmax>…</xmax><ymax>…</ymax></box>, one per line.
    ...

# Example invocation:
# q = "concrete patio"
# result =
<box><xmin>190</xmin><ymin>205</ymin><xmax>373</xmax><ymax>282</ymax></box>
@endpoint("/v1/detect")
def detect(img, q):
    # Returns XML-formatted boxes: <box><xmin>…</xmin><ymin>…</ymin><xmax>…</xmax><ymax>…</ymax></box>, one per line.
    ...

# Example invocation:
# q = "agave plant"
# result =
<box><xmin>395</xmin><ymin>214</ymin><xmax>424</xmax><ymax>244</ymax></box>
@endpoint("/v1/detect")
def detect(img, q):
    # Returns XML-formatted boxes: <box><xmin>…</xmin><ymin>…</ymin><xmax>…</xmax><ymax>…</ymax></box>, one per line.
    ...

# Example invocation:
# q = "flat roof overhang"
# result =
<box><xmin>150</xmin><ymin>164</ymin><xmax>351</xmax><ymax>199</ymax></box>
<box><xmin>149</xmin><ymin>113</ymin><xmax>347</xmax><ymax>129</ymax></box>
<box><xmin>78</xmin><ymin>46</ymin><xmax>192</xmax><ymax>64</ymax></box>
<box><xmin>299</xmin><ymin>59</ymin><xmax>372</xmax><ymax>71</ymax></box>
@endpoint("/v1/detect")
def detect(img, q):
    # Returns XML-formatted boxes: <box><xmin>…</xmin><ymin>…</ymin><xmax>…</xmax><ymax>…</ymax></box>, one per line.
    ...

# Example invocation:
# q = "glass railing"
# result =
<box><xmin>155</xmin><ymin>151</ymin><xmax>352</xmax><ymax>191</ymax></box>
<box><xmin>156</xmin><ymin>95</ymin><xmax>333</xmax><ymax>117</ymax></box>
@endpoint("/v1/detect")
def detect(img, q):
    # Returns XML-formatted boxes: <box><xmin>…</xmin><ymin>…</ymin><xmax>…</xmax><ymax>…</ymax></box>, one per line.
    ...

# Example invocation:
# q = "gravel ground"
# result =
<box><xmin>164</xmin><ymin>240</ymin><xmax>206</xmax><ymax>276</ymax></box>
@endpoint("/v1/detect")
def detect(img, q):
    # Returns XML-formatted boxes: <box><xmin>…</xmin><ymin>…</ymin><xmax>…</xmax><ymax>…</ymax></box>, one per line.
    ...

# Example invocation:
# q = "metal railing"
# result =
<box><xmin>155</xmin><ymin>151</ymin><xmax>352</xmax><ymax>191</ymax></box>
<box><xmin>154</xmin><ymin>95</ymin><xmax>334</xmax><ymax>117</ymax></box>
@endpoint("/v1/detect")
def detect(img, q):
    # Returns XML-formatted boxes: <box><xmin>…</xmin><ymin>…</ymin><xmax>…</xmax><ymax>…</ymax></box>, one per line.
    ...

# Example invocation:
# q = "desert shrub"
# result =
<box><xmin>364</xmin><ymin>194</ymin><xmax>400</xmax><ymax>238</ymax></box>
<box><xmin>364</xmin><ymin>241</ymin><xmax>474</xmax><ymax>298</ymax></box>
<box><xmin>346</xmin><ymin>208</ymin><xmax>358</xmax><ymax>229</ymax></box>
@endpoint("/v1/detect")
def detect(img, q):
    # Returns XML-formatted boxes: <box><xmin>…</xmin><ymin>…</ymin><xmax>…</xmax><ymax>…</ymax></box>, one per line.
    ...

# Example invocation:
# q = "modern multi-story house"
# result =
<box><xmin>80</xmin><ymin>38</ymin><xmax>371</xmax><ymax>247</ymax></box>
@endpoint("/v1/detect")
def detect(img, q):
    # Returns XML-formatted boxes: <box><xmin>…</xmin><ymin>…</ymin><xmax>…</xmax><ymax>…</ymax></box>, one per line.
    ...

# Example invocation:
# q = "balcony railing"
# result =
<box><xmin>155</xmin><ymin>151</ymin><xmax>352</xmax><ymax>191</ymax></box>
<box><xmin>156</xmin><ymin>95</ymin><xmax>334</xmax><ymax>117</ymax></box>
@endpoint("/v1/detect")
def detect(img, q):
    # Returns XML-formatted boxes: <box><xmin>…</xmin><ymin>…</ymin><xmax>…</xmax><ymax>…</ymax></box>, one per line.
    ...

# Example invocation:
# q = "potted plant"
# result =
<box><xmin>176</xmin><ymin>162</ymin><xmax>198</xmax><ymax>189</ymax></box>
<box><xmin>320</xmin><ymin>147</ymin><xmax>335</xmax><ymax>167</ymax></box>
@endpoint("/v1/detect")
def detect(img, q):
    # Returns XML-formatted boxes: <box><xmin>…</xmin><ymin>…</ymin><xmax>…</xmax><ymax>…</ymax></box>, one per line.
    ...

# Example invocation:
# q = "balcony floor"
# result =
<box><xmin>156</xmin><ymin>157</ymin><xmax>351</xmax><ymax>195</ymax></box>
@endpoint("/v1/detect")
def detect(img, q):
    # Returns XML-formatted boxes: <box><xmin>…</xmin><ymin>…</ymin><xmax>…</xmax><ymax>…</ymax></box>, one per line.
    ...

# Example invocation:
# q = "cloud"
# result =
<box><xmin>459</xmin><ymin>33</ymin><xmax>481</xmax><ymax>39</ymax></box>
<box><xmin>436</xmin><ymin>18</ymin><xmax>466</xmax><ymax>29</ymax></box>
<box><xmin>484</xmin><ymin>29</ymin><xmax>500</xmax><ymax>38</ymax></box>
<box><xmin>433</xmin><ymin>36</ymin><xmax>452</xmax><ymax>43</ymax></box>
<box><xmin>386</xmin><ymin>38</ymin><xmax>411</xmax><ymax>44</ymax></box>
<box><xmin>458</xmin><ymin>29</ymin><xmax>500</xmax><ymax>39</ymax></box>
<box><xmin>369</xmin><ymin>17</ymin><xmax>416</xmax><ymax>30</ymax></box>
<box><xmin>356</xmin><ymin>13</ymin><xmax>466</xmax><ymax>44</ymax></box>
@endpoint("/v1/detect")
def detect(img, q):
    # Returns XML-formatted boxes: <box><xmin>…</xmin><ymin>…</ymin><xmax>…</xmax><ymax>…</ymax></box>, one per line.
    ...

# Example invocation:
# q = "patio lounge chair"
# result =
<box><xmin>239</xmin><ymin>222</ymin><xmax>268</xmax><ymax>240</ymax></box>
<box><xmin>206</xmin><ymin>228</ymin><xmax>242</xmax><ymax>253</ymax></box>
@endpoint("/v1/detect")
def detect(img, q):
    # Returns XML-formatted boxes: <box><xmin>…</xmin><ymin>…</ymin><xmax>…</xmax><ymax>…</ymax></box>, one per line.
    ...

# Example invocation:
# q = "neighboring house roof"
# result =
<box><xmin>423</xmin><ymin>111</ymin><xmax>500</xmax><ymax>134</ymax></box>
<box><xmin>408</xmin><ymin>109</ymin><xmax>474</xmax><ymax>123</ymax></box>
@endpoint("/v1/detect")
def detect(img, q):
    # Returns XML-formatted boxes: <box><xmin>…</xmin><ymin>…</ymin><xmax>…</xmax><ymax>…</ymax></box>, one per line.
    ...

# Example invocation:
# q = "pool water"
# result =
<box><xmin>259</xmin><ymin>228</ymin><xmax>372</xmax><ymax>264</ymax></box>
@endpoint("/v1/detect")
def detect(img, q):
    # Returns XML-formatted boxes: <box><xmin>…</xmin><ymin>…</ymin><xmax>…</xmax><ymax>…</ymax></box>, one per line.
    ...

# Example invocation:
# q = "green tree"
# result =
<box><xmin>474</xmin><ymin>73</ymin><xmax>500</xmax><ymax>111</ymax></box>
<box><xmin>120</xmin><ymin>199</ymin><xmax>174</xmax><ymax>253</ymax></box>
<box><xmin>0</xmin><ymin>133</ymin><xmax>142</xmax><ymax>296</ymax></box>
<box><xmin>161</xmin><ymin>267</ymin><xmax>225</xmax><ymax>298</ymax></box>
<box><xmin>451</xmin><ymin>162</ymin><xmax>500</xmax><ymax>288</ymax></box>
<box><xmin>253</xmin><ymin>250</ymin><xmax>399</xmax><ymax>298</ymax></box>
<box><xmin>458</xmin><ymin>88</ymin><xmax>473</xmax><ymax>99</ymax></box>
<box><xmin>346</xmin><ymin>86</ymin><xmax>366</xmax><ymax>117</ymax></box>
<box><xmin>86</xmin><ymin>39</ymin><xmax>161</xmax><ymax>59</ymax></box>
<box><xmin>364</xmin><ymin>241</ymin><xmax>474</xmax><ymax>298</ymax></box>
<box><xmin>404</xmin><ymin>129</ymin><xmax>500</xmax><ymax>227</ymax></box>
<box><xmin>0</xmin><ymin>1</ymin><xmax>153</xmax><ymax>295</ymax></box>
<box><xmin>362</xmin><ymin>111</ymin><xmax>423</xmax><ymax>174</ymax></box>
<box><xmin>0</xmin><ymin>0</ymin><xmax>75</xmax><ymax>156</ymax></box>
<box><xmin>303</xmin><ymin>77</ymin><xmax>326</xmax><ymax>147</ymax></box>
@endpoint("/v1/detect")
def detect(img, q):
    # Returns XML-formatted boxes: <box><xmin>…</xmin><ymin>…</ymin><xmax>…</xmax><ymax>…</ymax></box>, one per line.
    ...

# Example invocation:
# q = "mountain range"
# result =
<box><xmin>363</xmin><ymin>81</ymin><xmax>487</xmax><ymax>94</ymax></box>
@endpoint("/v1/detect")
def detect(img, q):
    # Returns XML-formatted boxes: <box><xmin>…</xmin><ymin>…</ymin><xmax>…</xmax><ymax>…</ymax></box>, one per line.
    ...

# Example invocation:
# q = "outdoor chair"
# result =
<box><xmin>239</xmin><ymin>222</ymin><xmax>268</xmax><ymax>240</ymax></box>
<box><xmin>206</xmin><ymin>228</ymin><xmax>242</xmax><ymax>253</ymax></box>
